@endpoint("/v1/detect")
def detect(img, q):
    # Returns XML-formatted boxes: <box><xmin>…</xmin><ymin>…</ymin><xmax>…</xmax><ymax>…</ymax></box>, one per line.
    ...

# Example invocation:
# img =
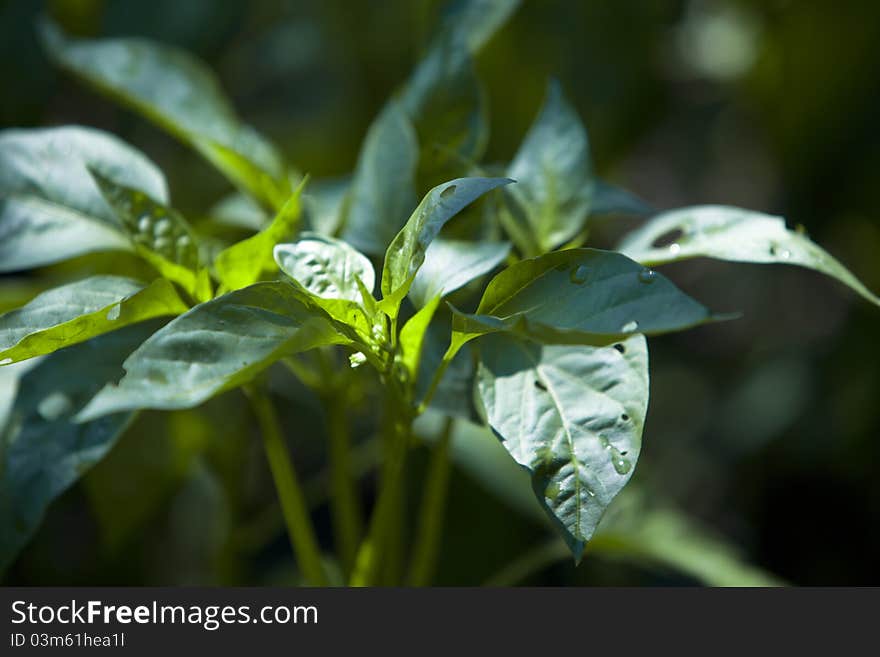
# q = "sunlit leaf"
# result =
<box><xmin>40</xmin><ymin>19</ymin><xmax>288</xmax><ymax>208</ymax></box>
<box><xmin>476</xmin><ymin>333</ymin><xmax>648</xmax><ymax>558</ymax></box>
<box><xmin>399</xmin><ymin>295</ymin><xmax>443</xmax><ymax>378</ymax></box>
<box><xmin>0</xmin><ymin>276</ymin><xmax>186</xmax><ymax>364</ymax></box>
<box><xmin>77</xmin><ymin>282</ymin><xmax>348</xmax><ymax>419</ymax></box>
<box><xmin>91</xmin><ymin>171</ymin><xmax>212</xmax><ymax>301</ymax></box>
<box><xmin>215</xmin><ymin>181</ymin><xmax>306</xmax><ymax>291</ymax></box>
<box><xmin>618</xmin><ymin>205</ymin><xmax>880</xmax><ymax>306</ymax></box>
<box><xmin>409</xmin><ymin>238</ymin><xmax>510</xmax><ymax>308</ymax></box>
<box><xmin>0</xmin><ymin>321</ymin><xmax>162</xmax><ymax>571</ymax></box>
<box><xmin>380</xmin><ymin>177</ymin><xmax>513</xmax><ymax>315</ymax></box>
<box><xmin>453</xmin><ymin>248</ymin><xmax>721</xmax><ymax>347</ymax></box>
<box><xmin>0</xmin><ymin>126</ymin><xmax>167</xmax><ymax>272</ymax></box>
<box><xmin>274</xmin><ymin>234</ymin><xmax>377</xmax><ymax>341</ymax></box>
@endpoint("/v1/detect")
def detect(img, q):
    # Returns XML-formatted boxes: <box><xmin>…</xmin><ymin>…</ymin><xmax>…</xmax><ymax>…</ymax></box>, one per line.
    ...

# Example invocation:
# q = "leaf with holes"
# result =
<box><xmin>476</xmin><ymin>332</ymin><xmax>649</xmax><ymax>558</ymax></box>
<box><xmin>618</xmin><ymin>205</ymin><xmax>880</xmax><ymax>307</ymax></box>
<box><xmin>452</xmin><ymin>248</ymin><xmax>722</xmax><ymax>348</ymax></box>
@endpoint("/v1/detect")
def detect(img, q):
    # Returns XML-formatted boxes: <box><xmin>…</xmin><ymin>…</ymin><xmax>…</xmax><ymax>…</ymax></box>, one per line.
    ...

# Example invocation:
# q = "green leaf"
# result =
<box><xmin>40</xmin><ymin>20</ymin><xmax>288</xmax><ymax>208</ymax></box>
<box><xmin>0</xmin><ymin>321</ymin><xmax>162</xmax><ymax>571</ymax></box>
<box><xmin>476</xmin><ymin>333</ymin><xmax>649</xmax><ymax>558</ymax></box>
<box><xmin>215</xmin><ymin>181</ymin><xmax>306</xmax><ymax>291</ymax></box>
<box><xmin>380</xmin><ymin>177</ymin><xmax>513</xmax><ymax>314</ymax></box>
<box><xmin>401</xmin><ymin>32</ymin><xmax>488</xmax><ymax>183</ymax></box>
<box><xmin>399</xmin><ymin>295</ymin><xmax>443</xmax><ymax>379</ymax></box>
<box><xmin>0</xmin><ymin>276</ymin><xmax>187</xmax><ymax>364</ymax></box>
<box><xmin>77</xmin><ymin>282</ymin><xmax>348</xmax><ymax>419</ymax></box>
<box><xmin>618</xmin><ymin>205</ymin><xmax>880</xmax><ymax>307</ymax></box>
<box><xmin>504</xmin><ymin>81</ymin><xmax>593</xmax><ymax>254</ymax></box>
<box><xmin>453</xmin><ymin>248</ymin><xmax>721</xmax><ymax>346</ymax></box>
<box><xmin>340</xmin><ymin>102</ymin><xmax>418</xmax><ymax>255</ymax></box>
<box><xmin>409</xmin><ymin>238</ymin><xmax>511</xmax><ymax>308</ymax></box>
<box><xmin>0</xmin><ymin>126</ymin><xmax>167</xmax><ymax>272</ymax></box>
<box><xmin>274</xmin><ymin>234</ymin><xmax>377</xmax><ymax>342</ymax></box>
<box><xmin>90</xmin><ymin>171</ymin><xmax>212</xmax><ymax>301</ymax></box>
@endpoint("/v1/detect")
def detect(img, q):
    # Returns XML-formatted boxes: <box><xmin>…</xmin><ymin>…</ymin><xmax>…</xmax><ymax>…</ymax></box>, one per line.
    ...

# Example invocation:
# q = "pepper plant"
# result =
<box><xmin>1</xmin><ymin>2</ymin><xmax>878</xmax><ymax>585</ymax></box>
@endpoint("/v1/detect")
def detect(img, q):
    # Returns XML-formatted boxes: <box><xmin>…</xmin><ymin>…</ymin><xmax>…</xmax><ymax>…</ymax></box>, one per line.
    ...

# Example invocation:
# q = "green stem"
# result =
<box><xmin>482</xmin><ymin>539</ymin><xmax>569</xmax><ymax>586</ymax></box>
<box><xmin>245</xmin><ymin>384</ymin><xmax>328</xmax><ymax>586</ymax></box>
<box><xmin>323</xmin><ymin>391</ymin><xmax>363</xmax><ymax>576</ymax></box>
<box><xmin>350</xmin><ymin>389</ymin><xmax>412</xmax><ymax>586</ymax></box>
<box><xmin>407</xmin><ymin>417</ymin><xmax>454</xmax><ymax>586</ymax></box>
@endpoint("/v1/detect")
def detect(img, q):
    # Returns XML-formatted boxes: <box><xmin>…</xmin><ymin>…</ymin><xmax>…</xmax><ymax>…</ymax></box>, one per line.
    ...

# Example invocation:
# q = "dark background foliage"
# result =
<box><xmin>2</xmin><ymin>0</ymin><xmax>878</xmax><ymax>585</ymax></box>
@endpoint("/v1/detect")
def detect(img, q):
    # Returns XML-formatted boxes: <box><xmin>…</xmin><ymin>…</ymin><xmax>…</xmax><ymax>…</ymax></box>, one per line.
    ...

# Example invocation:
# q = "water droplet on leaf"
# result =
<box><xmin>669</xmin><ymin>243</ymin><xmax>681</xmax><ymax>255</ymax></box>
<box><xmin>651</xmin><ymin>228</ymin><xmax>684</xmax><ymax>248</ymax></box>
<box><xmin>609</xmin><ymin>446</ymin><xmax>632</xmax><ymax>475</ymax></box>
<box><xmin>0</xmin><ymin>358</ymin><xmax>13</xmax><ymax>366</ymax></box>
<box><xmin>440</xmin><ymin>184</ymin><xmax>457</xmax><ymax>198</ymax></box>
<box><xmin>621</xmin><ymin>320</ymin><xmax>639</xmax><ymax>332</ymax></box>
<box><xmin>638</xmin><ymin>268</ymin><xmax>657</xmax><ymax>284</ymax></box>
<box><xmin>569</xmin><ymin>265</ymin><xmax>589</xmax><ymax>285</ymax></box>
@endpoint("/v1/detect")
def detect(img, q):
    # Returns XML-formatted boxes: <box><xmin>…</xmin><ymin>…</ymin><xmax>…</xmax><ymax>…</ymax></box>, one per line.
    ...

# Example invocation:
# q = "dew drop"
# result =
<box><xmin>440</xmin><ymin>184</ymin><xmax>457</xmax><ymax>199</ymax></box>
<box><xmin>621</xmin><ymin>320</ymin><xmax>639</xmax><ymax>332</ymax></box>
<box><xmin>0</xmin><ymin>358</ymin><xmax>13</xmax><ymax>366</ymax></box>
<box><xmin>569</xmin><ymin>265</ymin><xmax>589</xmax><ymax>285</ymax></box>
<box><xmin>613</xmin><ymin>343</ymin><xmax>625</xmax><ymax>354</ymax></box>
<box><xmin>638</xmin><ymin>268</ymin><xmax>657</xmax><ymax>284</ymax></box>
<box><xmin>534</xmin><ymin>379</ymin><xmax>548</xmax><ymax>391</ymax></box>
<box><xmin>769</xmin><ymin>244</ymin><xmax>792</xmax><ymax>260</ymax></box>
<box><xmin>106</xmin><ymin>304</ymin><xmax>121</xmax><ymax>321</ymax></box>
<box><xmin>668</xmin><ymin>243</ymin><xmax>681</xmax><ymax>255</ymax></box>
<box><xmin>620</xmin><ymin>413</ymin><xmax>630</xmax><ymax>422</ymax></box>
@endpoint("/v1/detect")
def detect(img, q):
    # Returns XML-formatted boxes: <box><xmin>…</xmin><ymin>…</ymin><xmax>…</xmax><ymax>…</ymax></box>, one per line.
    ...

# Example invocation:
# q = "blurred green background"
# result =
<box><xmin>2</xmin><ymin>0</ymin><xmax>879</xmax><ymax>585</ymax></box>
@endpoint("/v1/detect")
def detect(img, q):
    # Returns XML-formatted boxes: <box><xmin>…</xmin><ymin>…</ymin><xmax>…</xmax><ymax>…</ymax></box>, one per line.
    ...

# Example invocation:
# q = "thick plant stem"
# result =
<box><xmin>407</xmin><ymin>417</ymin><xmax>454</xmax><ymax>586</ymax></box>
<box><xmin>246</xmin><ymin>385</ymin><xmax>328</xmax><ymax>586</ymax></box>
<box><xmin>350</xmin><ymin>389</ymin><xmax>411</xmax><ymax>586</ymax></box>
<box><xmin>323</xmin><ymin>392</ymin><xmax>363</xmax><ymax>576</ymax></box>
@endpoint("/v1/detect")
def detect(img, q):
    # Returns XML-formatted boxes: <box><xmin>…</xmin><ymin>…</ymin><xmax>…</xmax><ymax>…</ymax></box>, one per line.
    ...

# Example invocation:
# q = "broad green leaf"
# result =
<box><xmin>476</xmin><ymin>333</ymin><xmax>649</xmax><ymax>558</ymax></box>
<box><xmin>401</xmin><ymin>32</ymin><xmax>488</xmax><ymax>183</ymax></box>
<box><xmin>77</xmin><ymin>282</ymin><xmax>348</xmax><ymax>419</ymax></box>
<box><xmin>0</xmin><ymin>126</ymin><xmax>167</xmax><ymax>272</ymax></box>
<box><xmin>0</xmin><ymin>276</ymin><xmax>187</xmax><ymax>364</ymax></box>
<box><xmin>591</xmin><ymin>180</ymin><xmax>653</xmax><ymax>217</ymax></box>
<box><xmin>409</xmin><ymin>238</ymin><xmax>511</xmax><ymax>308</ymax></box>
<box><xmin>0</xmin><ymin>321</ymin><xmax>162</xmax><ymax>571</ymax></box>
<box><xmin>399</xmin><ymin>295</ymin><xmax>443</xmax><ymax>378</ymax></box>
<box><xmin>340</xmin><ymin>102</ymin><xmax>418</xmax><ymax>255</ymax></box>
<box><xmin>618</xmin><ymin>205</ymin><xmax>880</xmax><ymax>307</ymax></box>
<box><xmin>215</xmin><ymin>181</ymin><xmax>306</xmax><ymax>291</ymax></box>
<box><xmin>504</xmin><ymin>81</ymin><xmax>592</xmax><ymax>254</ymax></box>
<box><xmin>91</xmin><ymin>171</ymin><xmax>212</xmax><ymax>301</ymax></box>
<box><xmin>453</xmin><ymin>248</ymin><xmax>720</xmax><ymax>346</ymax></box>
<box><xmin>380</xmin><ymin>177</ymin><xmax>513</xmax><ymax>313</ymax></box>
<box><xmin>274</xmin><ymin>234</ymin><xmax>377</xmax><ymax>342</ymax></box>
<box><xmin>40</xmin><ymin>20</ymin><xmax>288</xmax><ymax>208</ymax></box>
